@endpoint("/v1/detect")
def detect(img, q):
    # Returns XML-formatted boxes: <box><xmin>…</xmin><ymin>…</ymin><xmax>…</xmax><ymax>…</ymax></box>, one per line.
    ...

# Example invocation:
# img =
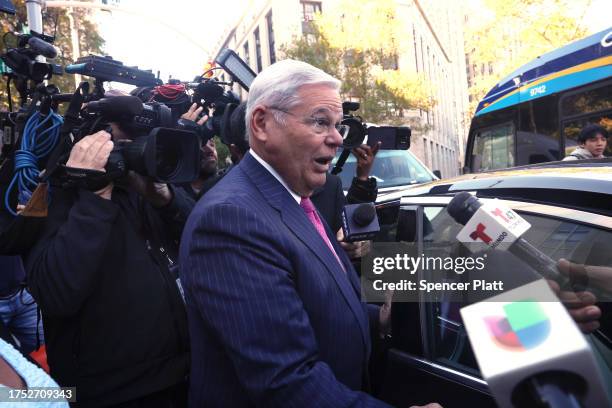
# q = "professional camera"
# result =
<box><xmin>1</xmin><ymin>31</ymin><xmax>62</xmax><ymax>107</ymax></box>
<box><xmin>331</xmin><ymin>102</ymin><xmax>411</xmax><ymax>175</ymax></box>
<box><xmin>61</xmin><ymin>93</ymin><xmax>200</xmax><ymax>185</ymax></box>
<box><xmin>177</xmin><ymin>49</ymin><xmax>256</xmax><ymax>146</ymax></box>
<box><xmin>340</xmin><ymin>102</ymin><xmax>411</xmax><ymax>150</ymax></box>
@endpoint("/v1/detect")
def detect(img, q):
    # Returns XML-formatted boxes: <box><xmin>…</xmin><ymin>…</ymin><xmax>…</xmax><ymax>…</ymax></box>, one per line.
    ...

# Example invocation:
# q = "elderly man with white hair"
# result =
<box><xmin>180</xmin><ymin>59</ymin><xmax>441</xmax><ymax>408</ymax></box>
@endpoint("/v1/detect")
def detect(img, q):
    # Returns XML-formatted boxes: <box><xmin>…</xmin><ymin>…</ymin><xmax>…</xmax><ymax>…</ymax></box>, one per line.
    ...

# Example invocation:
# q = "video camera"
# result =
<box><xmin>1</xmin><ymin>31</ymin><xmax>62</xmax><ymax>107</ymax></box>
<box><xmin>340</xmin><ymin>102</ymin><xmax>411</xmax><ymax>150</ymax></box>
<box><xmin>332</xmin><ymin>102</ymin><xmax>411</xmax><ymax>175</ymax></box>
<box><xmin>177</xmin><ymin>49</ymin><xmax>257</xmax><ymax>147</ymax></box>
<box><xmin>54</xmin><ymin>56</ymin><xmax>199</xmax><ymax>186</ymax></box>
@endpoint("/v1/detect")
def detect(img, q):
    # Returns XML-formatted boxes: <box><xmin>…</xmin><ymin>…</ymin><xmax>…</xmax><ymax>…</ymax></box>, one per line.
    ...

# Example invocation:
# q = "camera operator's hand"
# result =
<box><xmin>66</xmin><ymin>131</ymin><xmax>114</xmax><ymax>200</ymax></box>
<box><xmin>125</xmin><ymin>171</ymin><xmax>173</xmax><ymax>208</ymax></box>
<box><xmin>352</xmin><ymin>143</ymin><xmax>380</xmax><ymax>181</ymax></box>
<box><xmin>182</xmin><ymin>103</ymin><xmax>208</xmax><ymax>126</ymax></box>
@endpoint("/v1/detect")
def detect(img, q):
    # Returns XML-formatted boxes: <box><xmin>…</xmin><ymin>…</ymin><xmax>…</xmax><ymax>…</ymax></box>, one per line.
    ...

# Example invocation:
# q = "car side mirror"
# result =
<box><xmin>433</xmin><ymin>170</ymin><xmax>442</xmax><ymax>179</ymax></box>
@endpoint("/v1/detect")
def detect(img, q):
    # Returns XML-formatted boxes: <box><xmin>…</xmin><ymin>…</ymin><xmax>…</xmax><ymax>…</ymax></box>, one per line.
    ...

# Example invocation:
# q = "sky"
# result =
<box><xmin>96</xmin><ymin>0</ymin><xmax>610</xmax><ymax>86</ymax></box>
<box><xmin>98</xmin><ymin>0</ymin><xmax>246</xmax><ymax>83</ymax></box>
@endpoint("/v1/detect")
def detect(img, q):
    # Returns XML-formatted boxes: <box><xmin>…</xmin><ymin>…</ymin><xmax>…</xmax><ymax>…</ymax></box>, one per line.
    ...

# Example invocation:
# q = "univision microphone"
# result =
<box><xmin>341</xmin><ymin>203</ymin><xmax>380</xmax><ymax>242</ymax></box>
<box><xmin>447</xmin><ymin>192</ymin><xmax>570</xmax><ymax>288</ymax></box>
<box><xmin>460</xmin><ymin>279</ymin><xmax>610</xmax><ymax>408</ymax></box>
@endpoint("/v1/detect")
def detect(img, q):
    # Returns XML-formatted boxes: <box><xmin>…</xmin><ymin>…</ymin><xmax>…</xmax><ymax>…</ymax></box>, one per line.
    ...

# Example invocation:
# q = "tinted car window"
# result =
<box><xmin>385</xmin><ymin>204</ymin><xmax>612</xmax><ymax>376</ymax></box>
<box><xmin>332</xmin><ymin>150</ymin><xmax>434</xmax><ymax>190</ymax></box>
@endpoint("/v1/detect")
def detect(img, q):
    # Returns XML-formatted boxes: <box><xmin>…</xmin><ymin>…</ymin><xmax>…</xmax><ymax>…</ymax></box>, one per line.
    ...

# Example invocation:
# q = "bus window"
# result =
<box><xmin>470</xmin><ymin>122</ymin><xmax>514</xmax><ymax>171</ymax></box>
<box><xmin>562</xmin><ymin>114</ymin><xmax>612</xmax><ymax>157</ymax></box>
<box><xmin>517</xmin><ymin>94</ymin><xmax>560</xmax><ymax>165</ymax></box>
<box><xmin>561</xmin><ymin>83</ymin><xmax>612</xmax><ymax>117</ymax></box>
<box><xmin>561</xmin><ymin>83</ymin><xmax>612</xmax><ymax>157</ymax></box>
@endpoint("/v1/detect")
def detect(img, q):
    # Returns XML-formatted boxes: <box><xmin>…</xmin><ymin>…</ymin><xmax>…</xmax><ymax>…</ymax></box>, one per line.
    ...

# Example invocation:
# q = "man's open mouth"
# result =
<box><xmin>314</xmin><ymin>156</ymin><xmax>333</xmax><ymax>166</ymax></box>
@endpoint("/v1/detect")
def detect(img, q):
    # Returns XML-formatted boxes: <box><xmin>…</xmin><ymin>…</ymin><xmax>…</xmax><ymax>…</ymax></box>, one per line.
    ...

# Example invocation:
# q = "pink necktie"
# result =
<box><xmin>300</xmin><ymin>197</ymin><xmax>345</xmax><ymax>272</ymax></box>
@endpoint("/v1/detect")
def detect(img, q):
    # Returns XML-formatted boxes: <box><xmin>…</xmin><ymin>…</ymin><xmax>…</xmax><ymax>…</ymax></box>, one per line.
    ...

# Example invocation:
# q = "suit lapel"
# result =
<box><xmin>240</xmin><ymin>153</ymin><xmax>370</xmax><ymax>351</ymax></box>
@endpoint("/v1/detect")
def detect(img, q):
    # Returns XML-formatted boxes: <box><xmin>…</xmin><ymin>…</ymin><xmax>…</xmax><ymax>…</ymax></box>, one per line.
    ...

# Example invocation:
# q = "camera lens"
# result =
<box><xmin>156</xmin><ymin>142</ymin><xmax>180</xmax><ymax>179</ymax></box>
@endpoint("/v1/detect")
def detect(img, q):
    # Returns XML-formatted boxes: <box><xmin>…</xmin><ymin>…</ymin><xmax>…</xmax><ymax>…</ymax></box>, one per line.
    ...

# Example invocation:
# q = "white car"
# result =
<box><xmin>332</xmin><ymin>149</ymin><xmax>438</xmax><ymax>197</ymax></box>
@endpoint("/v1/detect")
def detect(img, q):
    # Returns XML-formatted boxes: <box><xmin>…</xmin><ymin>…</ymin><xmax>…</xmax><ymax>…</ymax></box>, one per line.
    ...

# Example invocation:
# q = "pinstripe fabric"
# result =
<box><xmin>179</xmin><ymin>153</ymin><xmax>391</xmax><ymax>407</ymax></box>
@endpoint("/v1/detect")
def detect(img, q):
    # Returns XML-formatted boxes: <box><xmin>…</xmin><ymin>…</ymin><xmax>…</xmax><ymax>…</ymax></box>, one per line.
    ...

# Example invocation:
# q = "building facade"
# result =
<box><xmin>211</xmin><ymin>0</ymin><xmax>470</xmax><ymax>176</ymax></box>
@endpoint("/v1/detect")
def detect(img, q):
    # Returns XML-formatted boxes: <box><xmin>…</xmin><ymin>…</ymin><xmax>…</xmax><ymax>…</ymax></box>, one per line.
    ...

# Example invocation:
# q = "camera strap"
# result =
<box><xmin>57</xmin><ymin>165</ymin><xmax>110</xmax><ymax>192</ymax></box>
<box><xmin>40</xmin><ymin>82</ymin><xmax>89</xmax><ymax>184</ymax></box>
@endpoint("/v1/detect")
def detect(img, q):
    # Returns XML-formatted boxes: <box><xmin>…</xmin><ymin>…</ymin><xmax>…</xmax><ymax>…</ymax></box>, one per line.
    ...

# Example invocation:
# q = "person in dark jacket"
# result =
<box><xmin>25</xmin><ymin>130</ymin><xmax>192</xmax><ymax>408</ymax></box>
<box><xmin>312</xmin><ymin>142</ymin><xmax>380</xmax><ymax>233</ymax></box>
<box><xmin>312</xmin><ymin>142</ymin><xmax>380</xmax><ymax>262</ymax></box>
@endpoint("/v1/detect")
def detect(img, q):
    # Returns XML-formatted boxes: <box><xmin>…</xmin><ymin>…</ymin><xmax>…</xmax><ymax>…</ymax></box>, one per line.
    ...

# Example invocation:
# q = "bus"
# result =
<box><xmin>465</xmin><ymin>27</ymin><xmax>612</xmax><ymax>173</ymax></box>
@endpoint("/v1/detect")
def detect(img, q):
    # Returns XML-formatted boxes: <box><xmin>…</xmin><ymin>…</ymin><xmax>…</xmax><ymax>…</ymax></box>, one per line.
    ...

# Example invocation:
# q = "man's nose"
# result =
<box><xmin>327</xmin><ymin>127</ymin><xmax>344</xmax><ymax>147</ymax></box>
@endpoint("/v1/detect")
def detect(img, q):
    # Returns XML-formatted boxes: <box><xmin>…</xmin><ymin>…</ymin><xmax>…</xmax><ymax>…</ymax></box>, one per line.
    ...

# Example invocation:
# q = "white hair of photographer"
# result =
<box><xmin>245</xmin><ymin>59</ymin><xmax>340</xmax><ymax>140</ymax></box>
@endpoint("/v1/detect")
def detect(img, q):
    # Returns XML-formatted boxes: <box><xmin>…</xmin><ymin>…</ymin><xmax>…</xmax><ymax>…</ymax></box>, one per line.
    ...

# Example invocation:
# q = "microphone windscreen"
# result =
<box><xmin>87</xmin><ymin>96</ymin><xmax>144</xmax><ymax>119</ymax></box>
<box><xmin>353</xmin><ymin>204</ymin><xmax>376</xmax><ymax>227</ymax></box>
<box><xmin>447</xmin><ymin>192</ymin><xmax>481</xmax><ymax>226</ymax></box>
<box><xmin>196</xmin><ymin>82</ymin><xmax>224</xmax><ymax>102</ymax></box>
<box><xmin>27</xmin><ymin>37</ymin><xmax>57</xmax><ymax>59</ymax></box>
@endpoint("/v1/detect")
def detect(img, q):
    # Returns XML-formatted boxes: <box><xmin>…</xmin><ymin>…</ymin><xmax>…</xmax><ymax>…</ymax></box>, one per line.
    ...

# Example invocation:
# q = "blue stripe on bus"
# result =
<box><xmin>475</xmin><ymin>65</ymin><xmax>612</xmax><ymax>117</ymax></box>
<box><xmin>477</xmin><ymin>28</ymin><xmax>611</xmax><ymax>113</ymax></box>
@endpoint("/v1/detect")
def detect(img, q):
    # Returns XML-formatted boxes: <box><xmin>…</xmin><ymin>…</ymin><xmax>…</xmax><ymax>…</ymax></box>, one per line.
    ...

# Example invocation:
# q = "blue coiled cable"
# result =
<box><xmin>4</xmin><ymin>109</ymin><xmax>63</xmax><ymax>216</ymax></box>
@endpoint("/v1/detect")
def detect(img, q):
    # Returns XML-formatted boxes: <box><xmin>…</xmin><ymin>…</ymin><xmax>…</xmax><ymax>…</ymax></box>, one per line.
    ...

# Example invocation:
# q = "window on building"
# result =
<box><xmin>413</xmin><ymin>27</ymin><xmax>419</xmax><ymax>73</ymax></box>
<box><xmin>301</xmin><ymin>1</ymin><xmax>322</xmax><ymax>21</ymax></box>
<box><xmin>254</xmin><ymin>27</ymin><xmax>262</xmax><ymax>72</ymax></box>
<box><xmin>243</xmin><ymin>41</ymin><xmax>250</xmax><ymax>66</ymax></box>
<box><xmin>381</xmin><ymin>53</ymin><xmax>399</xmax><ymax>70</ymax></box>
<box><xmin>266</xmin><ymin>10</ymin><xmax>276</xmax><ymax>64</ymax></box>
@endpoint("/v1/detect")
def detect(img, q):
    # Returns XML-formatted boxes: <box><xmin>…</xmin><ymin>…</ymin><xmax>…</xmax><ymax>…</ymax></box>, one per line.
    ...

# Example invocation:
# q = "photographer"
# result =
<box><xmin>175</xmin><ymin>103</ymin><xmax>219</xmax><ymax>201</ymax></box>
<box><xmin>25</xmin><ymin>126</ymin><xmax>191</xmax><ymax>407</ymax></box>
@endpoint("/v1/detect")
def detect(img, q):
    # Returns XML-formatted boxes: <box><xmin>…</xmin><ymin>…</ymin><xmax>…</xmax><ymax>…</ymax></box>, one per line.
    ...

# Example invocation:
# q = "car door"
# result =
<box><xmin>373</xmin><ymin>196</ymin><xmax>612</xmax><ymax>408</ymax></box>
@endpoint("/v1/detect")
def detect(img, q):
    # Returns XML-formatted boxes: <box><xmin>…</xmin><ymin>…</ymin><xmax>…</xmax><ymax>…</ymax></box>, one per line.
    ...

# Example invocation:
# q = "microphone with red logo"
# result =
<box><xmin>447</xmin><ymin>192</ymin><xmax>570</xmax><ymax>288</ymax></box>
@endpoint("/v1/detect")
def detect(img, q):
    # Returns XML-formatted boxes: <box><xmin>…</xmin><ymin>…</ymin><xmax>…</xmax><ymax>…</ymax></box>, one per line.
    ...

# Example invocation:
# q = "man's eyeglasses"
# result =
<box><xmin>269</xmin><ymin>107</ymin><xmax>349</xmax><ymax>139</ymax></box>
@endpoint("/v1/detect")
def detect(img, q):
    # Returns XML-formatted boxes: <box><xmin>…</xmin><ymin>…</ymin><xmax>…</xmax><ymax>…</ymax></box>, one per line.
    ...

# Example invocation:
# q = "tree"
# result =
<box><xmin>464</xmin><ymin>0</ymin><xmax>591</xmax><ymax>116</ymax></box>
<box><xmin>0</xmin><ymin>0</ymin><xmax>105</xmax><ymax>109</ymax></box>
<box><xmin>281</xmin><ymin>0</ymin><xmax>434</xmax><ymax>127</ymax></box>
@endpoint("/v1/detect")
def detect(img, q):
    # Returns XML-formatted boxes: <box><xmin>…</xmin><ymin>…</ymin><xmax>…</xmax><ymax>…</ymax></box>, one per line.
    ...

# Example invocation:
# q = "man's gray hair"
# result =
<box><xmin>245</xmin><ymin>59</ymin><xmax>341</xmax><ymax>140</ymax></box>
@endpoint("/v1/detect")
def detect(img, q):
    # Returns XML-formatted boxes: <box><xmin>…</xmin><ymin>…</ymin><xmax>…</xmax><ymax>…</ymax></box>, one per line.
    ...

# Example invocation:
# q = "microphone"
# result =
<box><xmin>86</xmin><ymin>96</ymin><xmax>144</xmax><ymax>120</ymax></box>
<box><xmin>341</xmin><ymin>203</ymin><xmax>380</xmax><ymax>242</ymax></box>
<box><xmin>447</xmin><ymin>192</ymin><xmax>569</xmax><ymax>286</ymax></box>
<box><xmin>27</xmin><ymin>36</ymin><xmax>57</xmax><ymax>59</ymax></box>
<box><xmin>460</xmin><ymin>279</ymin><xmax>610</xmax><ymax>408</ymax></box>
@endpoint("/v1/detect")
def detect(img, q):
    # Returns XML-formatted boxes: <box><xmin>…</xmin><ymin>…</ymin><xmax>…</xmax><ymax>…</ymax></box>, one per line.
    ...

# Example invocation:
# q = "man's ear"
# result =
<box><xmin>250</xmin><ymin>106</ymin><xmax>268</xmax><ymax>143</ymax></box>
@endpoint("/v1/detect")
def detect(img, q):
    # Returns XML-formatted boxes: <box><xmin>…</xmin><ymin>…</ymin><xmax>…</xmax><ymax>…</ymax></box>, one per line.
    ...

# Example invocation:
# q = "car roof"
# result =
<box><xmin>378</xmin><ymin>159</ymin><xmax>612</xmax><ymax>216</ymax></box>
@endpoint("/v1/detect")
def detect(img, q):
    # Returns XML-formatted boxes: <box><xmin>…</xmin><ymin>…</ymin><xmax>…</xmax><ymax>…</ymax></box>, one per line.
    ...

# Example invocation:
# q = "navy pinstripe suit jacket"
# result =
<box><xmin>179</xmin><ymin>153</ymin><xmax>391</xmax><ymax>407</ymax></box>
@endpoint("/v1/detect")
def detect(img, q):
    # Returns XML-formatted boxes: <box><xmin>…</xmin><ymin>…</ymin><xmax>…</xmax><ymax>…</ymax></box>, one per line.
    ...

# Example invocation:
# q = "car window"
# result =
<box><xmin>332</xmin><ymin>150</ymin><xmax>434</xmax><ymax>190</ymax></box>
<box><xmin>383</xmin><ymin>204</ymin><xmax>612</xmax><ymax>377</ymax></box>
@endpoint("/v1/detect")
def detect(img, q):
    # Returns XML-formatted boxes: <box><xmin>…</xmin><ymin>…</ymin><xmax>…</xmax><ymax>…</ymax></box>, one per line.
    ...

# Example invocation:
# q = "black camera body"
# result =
<box><xmin>66</xmin><ymin>95</ymin><xmax>199</xmax><ymax>185</ymax></box>
<box><xmin>341</xmin><ymin>102</ymin><xmax>411</xmax><ymax>150</ymax></box>
<box><xmin>178</xmin><ymin>79</ymin><xmax>241</xmax><ymax>144</ymax></box>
